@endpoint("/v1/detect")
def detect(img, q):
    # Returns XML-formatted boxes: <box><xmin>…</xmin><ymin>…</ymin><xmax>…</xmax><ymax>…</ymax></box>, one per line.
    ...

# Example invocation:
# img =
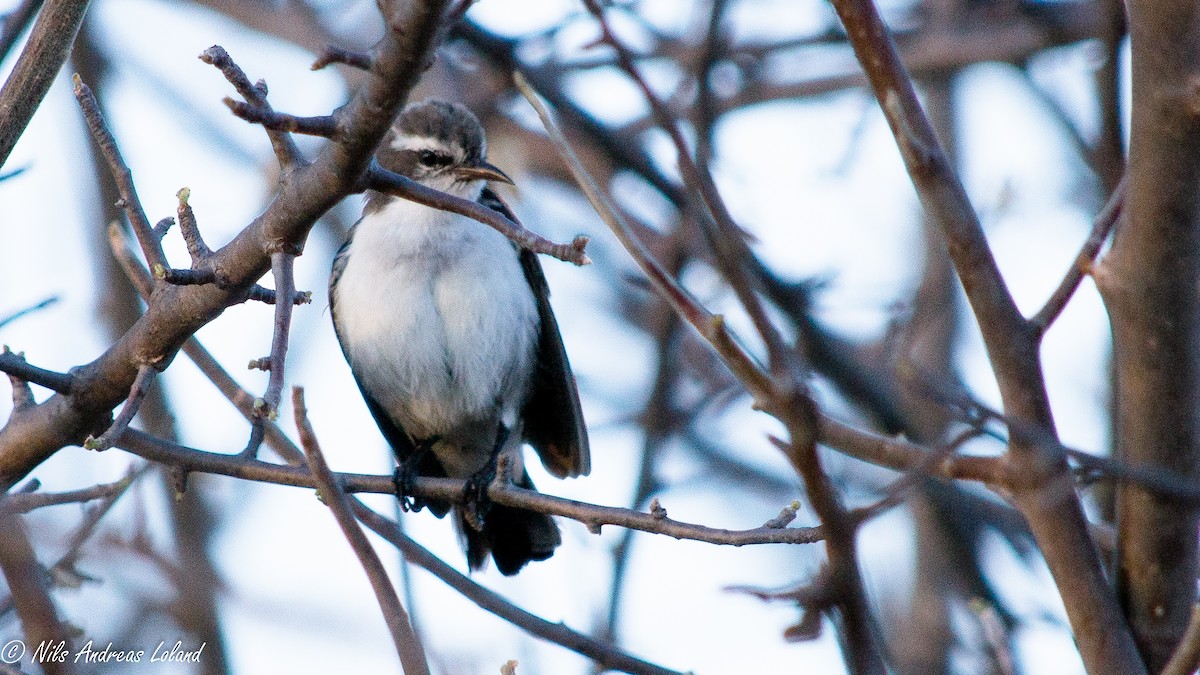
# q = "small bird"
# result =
<box><xmin>329</xmin><ymin>100</ymin><xmax>590</xmax><ymax>575</ymax></box>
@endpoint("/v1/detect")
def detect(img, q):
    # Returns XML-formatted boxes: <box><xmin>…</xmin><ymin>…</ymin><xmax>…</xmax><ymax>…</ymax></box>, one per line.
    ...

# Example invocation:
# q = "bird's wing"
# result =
<box><xmin>480</xmin><ymin>188</ymin><xmax>591</xmax><ymax>478</ymax></box>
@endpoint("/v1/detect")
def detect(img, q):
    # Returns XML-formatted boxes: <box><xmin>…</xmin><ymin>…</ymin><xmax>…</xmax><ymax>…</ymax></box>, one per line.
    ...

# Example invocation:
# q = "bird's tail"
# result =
<box><xmin>457</xmin><ymin>471</ymin><xmax>562</xmax><ymax>576</ymax></box>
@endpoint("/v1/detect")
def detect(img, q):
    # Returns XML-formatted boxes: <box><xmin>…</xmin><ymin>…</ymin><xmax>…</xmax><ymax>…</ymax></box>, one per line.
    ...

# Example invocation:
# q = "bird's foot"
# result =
<box><xmin>392</xmin><ymin>463</ymin><xmax>423</xmax><ymax>513</ymax></box>
<box><xmin>461</xmin><ymin>462</ymin><xmax>496</xmax><ymax>532</ymax></box>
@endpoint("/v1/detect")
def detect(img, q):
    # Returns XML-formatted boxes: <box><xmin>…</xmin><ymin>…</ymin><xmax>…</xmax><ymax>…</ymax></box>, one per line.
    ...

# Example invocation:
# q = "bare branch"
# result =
<box><xmin>1031</xmin><ymin>175</ymin><xmax>1126</xmax><ymax>335</ymax></box>
<box><xmin>0</xmin><ymin>509</ymin><xmax>74</xmax><ymax>668</ymax></box>
<box><xmin>83</xmin><ymin>363</ymin><xmax>156</xmax><ymax>452</ymax></box>
<box><xmin>72</xmin><ymin>75</ymin><xmax>168</xmax><ymax>271</ymax></box>
<box><xmin>116</xmin><ymin>428</ymin><xmax>823</xmax><ymax>546</ymax></box>
<box><xmin>1161</xmin><ymin>604</ymin><xmax>1200</xmax><ymax>675</ymax></box>
<box><xmin>312</xmin><ymin>44</ymin><xmax>373</xmax><ymax>71</ymax></box>
<box><xmin>223</xmin><ymin>98</ymin><xmax>339</xmax><ymax>137</ymax></box>
<box><xmin>366</xmin><ymin>167</ymin><xmax>591</xmax><ymax>265</ymax></box>
<box><xmin>0</xmin><ymin>473</ymin><xmax>136</xmax><ymax>514</ymax></box>
<box><xmin>199</xmin><ymin>45</ymin><xmax>303</xmax><ymax>168</ymax></box>
<box><xmin>0</xmin><ymin>349</ymin><xmax>73</xmax><ymax>396</ymax></box>
<box><xmin>352</xmin><ymin>502</ymin><xmax>689</xmax><ymax>675</ymax></box>
<box><xmin>293</xmin><ymin>387</ymin><xmax>429</xmax><ymax>674</ymax></box>
<box><xmin>0</xmin><ymin>0</ymin><xmax>89</xmax><ymax>169</ymax></box>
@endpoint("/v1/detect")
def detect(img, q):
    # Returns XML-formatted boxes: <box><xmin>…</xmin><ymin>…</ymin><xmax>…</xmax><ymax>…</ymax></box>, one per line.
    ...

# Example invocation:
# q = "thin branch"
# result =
<box><xmin>311</xmin><ymin>44</ymin><xmax>373</xmax><ymax>71</ymax></box>
<box><xmin>0</xmin><ymin>349</ymin><xmax>73</xmax><ymax>395</ymax></box>
<box><xmin>223</xmin><ymin>98</ymin><xmax>339</xmax><ymax>137</ymax></box>
<box><xmin>245</xmin><ymin>285</ymin><xmax>312</xmax><ymax>306</ymax></box>
<box><xmin>175</xmin><ymin>187</ymin><xmax>211</xmax><ymax>263</ymax></box>
<box><xmin>582</xmin><ymin>0</ymin><xmax>798</xmax><ymax>378</ymax></box>
<box><xmin>0</xmin><ymin>296</ymin><xmax>59</xmax><ymax>330</ymax></box>
<box><xmin>199</xmin><ymin>45</ymin><xmax>303</xmax><ymax>169</ymax></box>
<box><xmin>0</xmin><ymin>0</ymin><xmax>89</xmax><ymax>170</ymax></box>
<box><xmin>0</xmin><ymin>473</ymin><xmax>136</xmax><ymax>514</ymax></box>
<box><xmin>72</xmin><ymin>74</ymin><xmax>167</xmax><ymax>270</ymax></box>
<box><xmin>83</xmin><ymin>363</ymin><xmax>156</xmax><ymax>452</ymax></box>
<box><xmin>293</xmin><ymin>387</ymin><xmax>430</xmax><ymax>674</ymax></box>
<box><xmin>115</xmin><ymin>428</ymin><xmax>824</xmax><ymax>546</ymax></box>
<box><xmin>1030</xmin><ymin>174</ymin><xmax>1126</xmax><ymax>335</ymax></box>
<box><xmin>352</xmin><ymin>502</ymin><xmax>688</xmax><ymax>675</ymax></box>
<box><xmin>366</xmin><ymin>167</ymin><xmax>591</xmax><ymax>265</ymax></box>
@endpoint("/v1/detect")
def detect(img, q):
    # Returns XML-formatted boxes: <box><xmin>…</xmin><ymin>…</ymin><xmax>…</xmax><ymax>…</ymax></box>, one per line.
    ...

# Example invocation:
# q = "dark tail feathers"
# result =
<box><xmin>459</xmin><ymin>474</ymin><xmax>562</xmax><ymax>575</ymax></box>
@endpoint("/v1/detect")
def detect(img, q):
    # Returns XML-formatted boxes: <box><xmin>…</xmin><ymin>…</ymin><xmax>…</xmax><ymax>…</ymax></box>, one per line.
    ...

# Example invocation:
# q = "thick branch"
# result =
<box><xmin>0</xmin><ymin>0</ymin><xmax>451</xmax><ymax>486</ymax></box>
<box><xmin>0</xmin><ymin>0</ymin><xmax>90</xmax><ymax>170</ymax></box>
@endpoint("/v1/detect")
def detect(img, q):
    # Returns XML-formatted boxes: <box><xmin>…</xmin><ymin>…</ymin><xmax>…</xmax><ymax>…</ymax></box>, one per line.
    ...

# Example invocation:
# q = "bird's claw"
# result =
<box><xmin>393</xmin><ymin>463</ymin><xmax>424</xmax><ymax>513</ymax></box>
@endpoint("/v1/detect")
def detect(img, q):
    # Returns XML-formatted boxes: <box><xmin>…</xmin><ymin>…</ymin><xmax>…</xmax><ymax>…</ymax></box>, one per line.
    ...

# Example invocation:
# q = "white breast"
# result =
<box><xmin>332</xmin><ymin>195</ymin><xmax>540</xmax><ymax>442</ymax></box>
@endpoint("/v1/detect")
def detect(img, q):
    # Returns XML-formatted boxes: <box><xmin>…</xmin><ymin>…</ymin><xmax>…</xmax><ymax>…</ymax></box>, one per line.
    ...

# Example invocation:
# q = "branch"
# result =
<box><xmin>366</xmin><ymin>167</ymin><xmax>591</xmax><ymax>265</ymax></box>
<box><xmin>0</xmin><ymin>0</ymin><xmax>90</xmax><ymax>170</ymax></box>
<box><xmin>223</xmin><ymin>99</ymin><xmax>339</xmax><ymax>138</ymax></box>
<box><xmin>0</xmin><ymin>0</ymin><xmax>452</xmax><ymax>486</ymax></box>
<box><xmin>1030</xmin><ymin>174</ymin><xmax>1125</xmax><ymax>334</ymax></box>
<box><xmin>352</xmin><ymin>502</ymin><xmax>688</xmax><ymax>675</ymax></box>
<box><xmin>199</xmin><ymin>45</ymin><xmax>303</xmax><ymax>169</ymax></box>
<box><xmin>0</xmin><ymin>473</ymin><xmax>136</xmax><ymax>514</ymax></box>
<box><xmin>293</xmin><ymin>388</ymin><xmax>429</xmax><ymax>674</ymax></box>
<box><xmin>83</xmin><ymin>363</ymin><xmax>155</xmax><ymax>452</ymax></box>
<box><xmin>73</xmin><ymin>75</ymin><xmax>168</xmax><ymax>271</ymax></box>
<box><xmin>115</xmin><ymin>428</ymin><xmax>823</xmax><ymax>546</ymax></box>
<box><xmin>0</xmin><ymin>349</ymin><xmax>73</xmax><ymax>395</ymax></box>
<box><xmin>1161</xmin><ymin>604</ymin><xmax>1200</xmax><ymax>675</ymax></box>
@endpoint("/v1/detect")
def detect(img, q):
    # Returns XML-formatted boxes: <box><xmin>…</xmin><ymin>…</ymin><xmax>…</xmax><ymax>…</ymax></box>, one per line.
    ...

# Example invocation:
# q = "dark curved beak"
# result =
<box><xmin>452</xmin><ymin>160</ymin><xmax>514</xmax><ymax>185</ymax></box>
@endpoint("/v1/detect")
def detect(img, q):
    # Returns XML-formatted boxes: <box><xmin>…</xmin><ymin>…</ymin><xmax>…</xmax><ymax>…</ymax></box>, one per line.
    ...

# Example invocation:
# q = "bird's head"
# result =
<box><xmin>378</xmin><ymin>99</ymin><xmax>513</xmax><ymax>200</ymax></box>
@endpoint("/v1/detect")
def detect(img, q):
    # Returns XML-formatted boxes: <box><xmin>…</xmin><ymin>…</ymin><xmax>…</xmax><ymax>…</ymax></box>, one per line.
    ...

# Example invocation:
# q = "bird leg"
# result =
<box><xmin>393</xmin><ymin>436</ymin><xmax>438</xmax><ymax>512</ymax></box>
<box><xmin>461</xmin><ymin>424</ymin><xmax>511</xmax><ymax>531</ymax></box>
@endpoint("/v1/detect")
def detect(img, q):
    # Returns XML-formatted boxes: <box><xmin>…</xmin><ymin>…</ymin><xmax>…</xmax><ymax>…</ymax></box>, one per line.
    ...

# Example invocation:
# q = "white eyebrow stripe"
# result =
<box><xmin>390</xmin><ymin>135</ymin><xmax>454</xmax><ymax>153</ymax></box>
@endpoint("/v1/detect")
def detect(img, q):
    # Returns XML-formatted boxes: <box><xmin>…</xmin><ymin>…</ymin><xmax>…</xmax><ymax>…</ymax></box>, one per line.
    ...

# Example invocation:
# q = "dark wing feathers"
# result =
<box><xmin>481</xmin><ymin>188</ymin><xmax>591</xmax><ymax>478</ymax></box>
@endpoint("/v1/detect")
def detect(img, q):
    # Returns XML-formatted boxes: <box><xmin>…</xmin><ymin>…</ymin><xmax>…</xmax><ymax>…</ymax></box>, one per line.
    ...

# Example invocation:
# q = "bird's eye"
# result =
<box><xmin>417</xmin><ymin>150</ymin><xmax>451</xmax><ymax>168</ymax></box>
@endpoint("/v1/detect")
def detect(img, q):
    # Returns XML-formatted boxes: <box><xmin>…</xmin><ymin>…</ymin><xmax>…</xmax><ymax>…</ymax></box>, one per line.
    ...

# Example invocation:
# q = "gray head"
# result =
<box><xmin>376</xmin><ymin>100</ymin><xmax>511</xmax><ymax>186</ymax></box>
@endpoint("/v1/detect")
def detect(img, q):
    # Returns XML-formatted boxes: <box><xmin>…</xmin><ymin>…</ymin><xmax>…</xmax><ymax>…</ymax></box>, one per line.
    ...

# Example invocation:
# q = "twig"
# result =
<box><xmin>175</xmin><ymin>187</ymin><xmax>211</xmax><ymax>263</ymax></box>
<box><xmin>0</xmin><ymin>0</ymin><xmax>89</xmax><ymax>170</ymax></box>
<box><xmin>0</xmin><ymin>348</ymin><xmax>73</xmax><ymax>395</ymax></box>
<box><xmin>0</xmin><ymin>473</ymin><xmax>136</xmax><ymax>514</ymax></box>
<box><xmin>0</xmin><ymin>296</ymin><xmax>59</xmax><ymax>330</ymax></box>
<box><xmin>223</xmin><ymin>99</ymin><xmax>339</xmax><ymax>137</ymax></box>
<box><xmin>199</xmin><ymin>45</ymin><xmax>303</xmax><ymax>169</ymax></box>
<box><xmin>83</xmin><ymin>363</ymin><xmax>156</xmax><ymax>452</ymax></box>
<box><xmin>352</xmin><ymin>502</ymin><xmax>688</xmax><ymax>675</ymax></box>
<box><xmin>311</xmin><ymin>45</ymin><xmax>373</xmax><ymax>71</ymax></box>
<box><xmin>1030</xmin><ymin>175</ymin><xmax>1126</xmax><ymax>334</ymax></box>
<box><xmin>582</xmin><ymin>0</ymin><xmax>797</xmax><ymax>377</ymax></box>
<box><xmin>293</xmin><ymin>387</ymin><xmax>430</xmax><ymax>674</ymax></box>
<box><xmin>366</xmin><ymin>167</ymin><xmax>591</xmax><ymax>265</ymax></box>
<box><xmin>116</xmin><ymin>428</ymin><xmax>824</xmax><ymax>546</ymax></box>
<box><xmin>72</xmin><ymin>75</ymin><xmax>167</xmax><ymax>271</ymax></box>
<box><xmin>243</xmin><ymin>251</ymin><xmax>298</xmax><ymax>458</ymax></box>
<box><xmin>245</xmin><ymin>285</ymin><xmax>312</xmax><ymax>306</ymax></box>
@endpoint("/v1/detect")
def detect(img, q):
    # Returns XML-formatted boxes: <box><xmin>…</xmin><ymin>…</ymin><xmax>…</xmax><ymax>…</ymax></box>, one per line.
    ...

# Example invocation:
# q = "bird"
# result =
<box><xmin>329</xmin><ymin>99</ymin><xmax>590</xmax><ymax>575</ymax></box>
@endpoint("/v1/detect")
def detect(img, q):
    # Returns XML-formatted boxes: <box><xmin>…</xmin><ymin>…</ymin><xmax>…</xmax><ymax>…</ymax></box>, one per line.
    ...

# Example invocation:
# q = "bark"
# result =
<box><xmin>1096</xmin><ymin>1</ymin><xmax>1200</xmax><ymax>669</ymax></box>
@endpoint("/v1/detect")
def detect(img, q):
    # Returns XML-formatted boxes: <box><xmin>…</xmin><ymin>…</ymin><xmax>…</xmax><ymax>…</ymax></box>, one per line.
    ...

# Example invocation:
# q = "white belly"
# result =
<box><xmin>332</xmin><ymin>198</ymin><xmax>540</xmax><ymax>443</ymax></box>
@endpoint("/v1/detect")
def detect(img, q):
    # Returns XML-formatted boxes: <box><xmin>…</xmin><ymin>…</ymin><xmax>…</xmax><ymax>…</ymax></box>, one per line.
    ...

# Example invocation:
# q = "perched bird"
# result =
<box><xmin>329</xmin><ymin>100</ymin><xmax>590</xmax><ymax>575</ymax></box>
